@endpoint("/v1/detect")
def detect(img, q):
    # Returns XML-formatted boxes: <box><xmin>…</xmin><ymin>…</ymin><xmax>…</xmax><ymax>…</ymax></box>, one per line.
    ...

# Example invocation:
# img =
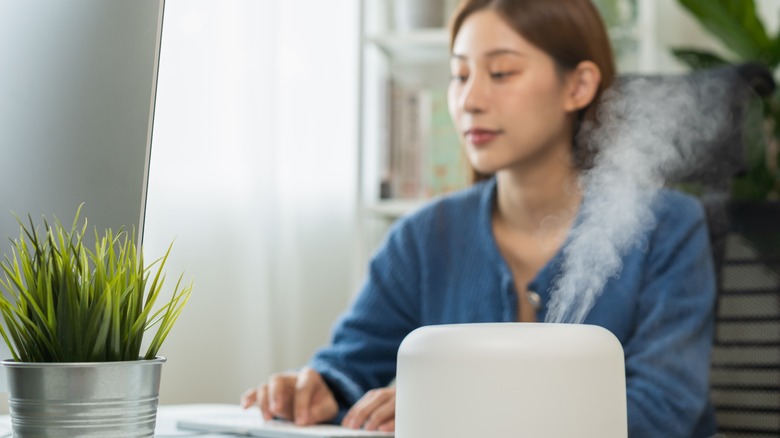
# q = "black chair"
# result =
<box><xmin>620</xmin><ymin>63</ymin><xmax>778</xmax><ymax>437</ymax></box>
<box><xmin>711</xmin><ymin>199</ymin><xmax>780</xmax><ymax>438</ymax></box>
<box><xmin>701</xmin><ymin>65</ymin><xmax>779</xmax><ymax>438</ymax></box>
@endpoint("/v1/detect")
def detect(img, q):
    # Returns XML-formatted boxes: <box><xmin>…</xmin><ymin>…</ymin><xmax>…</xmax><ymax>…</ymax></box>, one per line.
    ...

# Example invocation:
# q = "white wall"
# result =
<box><xmin>144</xmin><ymin>0</ymin><xmax>360</xmax><ymax>405</ymax></box>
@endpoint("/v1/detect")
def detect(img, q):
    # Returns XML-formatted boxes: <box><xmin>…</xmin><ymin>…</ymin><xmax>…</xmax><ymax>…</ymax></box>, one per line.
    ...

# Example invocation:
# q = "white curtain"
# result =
<box><xmin>144</xmin><ymin>0</ymin><xmax>360</xmax><ymax>404</ymax></box>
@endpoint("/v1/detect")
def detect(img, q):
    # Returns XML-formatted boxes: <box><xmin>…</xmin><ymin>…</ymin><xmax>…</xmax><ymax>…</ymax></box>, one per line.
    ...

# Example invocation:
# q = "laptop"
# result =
<box><xmin>176</xmin><ymin>407</ymin><xmax>394</xmax><ymax>438</ymax></box>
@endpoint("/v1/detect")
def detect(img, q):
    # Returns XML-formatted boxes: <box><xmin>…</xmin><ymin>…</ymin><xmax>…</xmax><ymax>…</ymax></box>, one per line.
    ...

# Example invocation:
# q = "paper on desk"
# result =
<box><xmin>172</xmin><ymin>403</ymin><xmax>394</xmax><ymax>437</ymax></box>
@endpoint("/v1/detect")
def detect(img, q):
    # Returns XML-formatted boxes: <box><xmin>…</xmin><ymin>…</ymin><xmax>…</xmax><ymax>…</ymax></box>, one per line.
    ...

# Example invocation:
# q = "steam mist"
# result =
<box><xmin>545</xmin><ymin>67</ymin><xmax>757</xmax><ymax>324</ymax></box>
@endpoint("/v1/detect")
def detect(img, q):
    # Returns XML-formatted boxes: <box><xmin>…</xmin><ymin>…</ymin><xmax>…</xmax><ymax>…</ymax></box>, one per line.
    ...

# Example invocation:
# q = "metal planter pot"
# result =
<box><xmin>1</xmin><ymin>357</ymin><xmax>166</xmax><ymax>438</ymax></box>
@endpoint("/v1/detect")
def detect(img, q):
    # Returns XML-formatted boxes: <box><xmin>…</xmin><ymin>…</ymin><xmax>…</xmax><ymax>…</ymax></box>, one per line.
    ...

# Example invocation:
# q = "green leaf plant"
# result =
<box><xmin>0</xmin><ymin>205</ymin><xmax>192</xmax><ymax>362</ymax></box>
<box><xmin>672</xmin><ymin>0</ymin><xmax>780</xmax><ymax>201</ymax></box>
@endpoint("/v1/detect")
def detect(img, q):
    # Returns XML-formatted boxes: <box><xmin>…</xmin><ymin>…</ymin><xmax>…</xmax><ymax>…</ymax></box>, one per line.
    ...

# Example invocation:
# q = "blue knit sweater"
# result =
<box><xmin>310</xmin><ymin>178</ymin><xmax>716</xmax><ymax>437</ymax></box>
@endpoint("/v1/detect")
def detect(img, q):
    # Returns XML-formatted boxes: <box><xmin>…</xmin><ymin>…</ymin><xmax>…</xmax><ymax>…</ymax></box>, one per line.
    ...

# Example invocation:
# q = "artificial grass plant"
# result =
<box><xmin>0</xmin><ymin>206</ymin><xmax>192</xmax><ymax>362</ymax></box>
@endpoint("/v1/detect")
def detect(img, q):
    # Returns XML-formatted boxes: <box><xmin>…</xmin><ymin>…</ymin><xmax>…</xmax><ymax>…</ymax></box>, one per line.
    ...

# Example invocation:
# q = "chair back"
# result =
<box><xmin>631</xmin><ymin>63</ymin><xmax>778</xmax><ymax>437</ymax></box>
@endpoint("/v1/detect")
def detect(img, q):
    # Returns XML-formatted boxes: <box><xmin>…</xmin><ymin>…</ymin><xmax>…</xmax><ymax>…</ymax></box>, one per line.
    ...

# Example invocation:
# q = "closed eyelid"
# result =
<box><xmin>451</xmin><ymin>56</ymin><xmax>522</xmax><ymax>74</ymax></box>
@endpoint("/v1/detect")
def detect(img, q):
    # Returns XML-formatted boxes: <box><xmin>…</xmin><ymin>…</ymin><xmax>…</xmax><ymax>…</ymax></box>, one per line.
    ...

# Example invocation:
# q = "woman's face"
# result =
<box><xmin>448</xmin><ymin>9</ymin><xmax>575</xmax><ymax>175</ymax></box>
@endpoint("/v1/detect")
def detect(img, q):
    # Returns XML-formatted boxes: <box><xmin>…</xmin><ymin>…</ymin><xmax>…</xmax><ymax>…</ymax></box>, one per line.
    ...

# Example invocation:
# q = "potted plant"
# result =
<box><xmin>0</xmin><ymin>206</ymin><xmax>192</xmax><ymax>437</ymax></box>
<box><xmin>671</xmin><ymin>0</ymin><xmax>780</xmax><ymax>201</ymax></box>
<box><xmin>671</xmin><ymin>0</ymin><xmax>780</xmax><ymax>264</ymax></box>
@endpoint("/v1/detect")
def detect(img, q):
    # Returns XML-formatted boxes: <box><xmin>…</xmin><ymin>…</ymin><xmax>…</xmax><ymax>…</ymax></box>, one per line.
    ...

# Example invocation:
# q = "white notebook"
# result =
<box><xmin>176</xmin><ymin>408</ymin><xmax>394</xmax><ymax>438</ymax></box>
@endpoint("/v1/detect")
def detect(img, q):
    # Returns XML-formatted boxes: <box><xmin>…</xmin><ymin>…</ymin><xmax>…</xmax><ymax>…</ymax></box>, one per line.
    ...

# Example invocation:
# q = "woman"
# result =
<box><xmin>242</xmin><ymin>1</ymin><xmax>717</xmax><ymax>436</ymax></box>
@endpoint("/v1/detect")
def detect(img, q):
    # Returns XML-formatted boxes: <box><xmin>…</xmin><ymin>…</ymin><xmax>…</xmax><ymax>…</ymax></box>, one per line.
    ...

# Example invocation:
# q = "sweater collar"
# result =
<box><xmin>477</xmin><ymin>176</ymin><xmax>584</xmax><ymax>320</ymax></box>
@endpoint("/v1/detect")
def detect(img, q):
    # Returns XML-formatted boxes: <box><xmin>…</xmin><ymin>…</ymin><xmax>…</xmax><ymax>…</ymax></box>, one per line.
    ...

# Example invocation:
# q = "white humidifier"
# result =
<box><xmin>395</xmin><ymin>323</ymin><xmax>627</xmax><ymax>438</ymax></box>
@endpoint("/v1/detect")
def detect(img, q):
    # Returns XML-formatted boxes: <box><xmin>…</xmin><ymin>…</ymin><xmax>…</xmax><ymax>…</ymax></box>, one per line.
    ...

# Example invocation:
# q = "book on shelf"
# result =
<box><xmin>381</xmin><ymin>80</ymin><xmax>469</xmax><ymax>201</ymax></box>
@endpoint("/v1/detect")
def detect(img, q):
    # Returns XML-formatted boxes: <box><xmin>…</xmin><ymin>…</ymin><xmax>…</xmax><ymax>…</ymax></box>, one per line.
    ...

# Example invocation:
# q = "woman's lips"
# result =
<box><xmin>465</xmin><ymin>128</ymin><xmax>501</xmax><ymax>146</ymax></box>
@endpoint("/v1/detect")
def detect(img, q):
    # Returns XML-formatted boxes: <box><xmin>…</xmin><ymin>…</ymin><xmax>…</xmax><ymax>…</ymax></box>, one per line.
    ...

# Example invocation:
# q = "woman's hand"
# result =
<box><xmin>341</xmin><ymin>387</ymin><xmax>396</xmax><ymax>432</ymax></box>
<box><xmin>240</xmin><ymin>367</ymin><xmax>339</xmax><ymax>426</ymax></box>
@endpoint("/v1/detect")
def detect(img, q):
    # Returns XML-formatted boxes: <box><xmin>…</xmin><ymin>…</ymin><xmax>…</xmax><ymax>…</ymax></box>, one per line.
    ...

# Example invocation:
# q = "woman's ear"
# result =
<box><xmin>563</xmin><ymin>61</ymin><xmax>601</xmax><ymax>112</ymax></box>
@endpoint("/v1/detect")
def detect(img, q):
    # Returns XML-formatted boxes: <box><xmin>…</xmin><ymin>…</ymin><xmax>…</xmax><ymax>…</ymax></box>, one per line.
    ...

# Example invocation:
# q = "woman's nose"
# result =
<box><xmin>460</xmin><ymin>76</ymin><xmax>488</xmax><ymax>114</ymax></box>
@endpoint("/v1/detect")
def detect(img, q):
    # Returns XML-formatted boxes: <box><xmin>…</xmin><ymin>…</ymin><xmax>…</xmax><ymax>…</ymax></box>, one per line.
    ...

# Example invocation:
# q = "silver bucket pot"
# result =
<box><xmin>1</xmin><ymin>357</ymin><xmax>166</xmax><ymax>438</ymax></box>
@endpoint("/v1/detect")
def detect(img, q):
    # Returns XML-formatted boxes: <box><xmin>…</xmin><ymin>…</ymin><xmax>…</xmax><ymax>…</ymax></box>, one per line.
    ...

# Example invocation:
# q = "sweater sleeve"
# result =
<box><xmin>624</xmin><ymin>196</ymin><xmax>716</xmax><ymax>438</ymax></box>
<box><xmin>308</xmin><ymin>214</ymin><xmax>423</xmax><ymax>417</ymax></box>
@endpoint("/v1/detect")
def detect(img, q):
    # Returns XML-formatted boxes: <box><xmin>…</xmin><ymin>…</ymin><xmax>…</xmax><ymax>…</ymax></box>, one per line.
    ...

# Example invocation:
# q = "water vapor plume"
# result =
<box><xmin>545</xmin><ymin>65</ymin><xmax>765</xmax><ymax>324</ymax></box>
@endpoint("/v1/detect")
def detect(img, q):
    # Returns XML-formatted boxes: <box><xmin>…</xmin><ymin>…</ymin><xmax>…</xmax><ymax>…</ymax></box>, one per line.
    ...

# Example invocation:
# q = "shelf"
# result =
<box><xmin>365</xmin><ymin>199</ymin><xmax>426</xmax><ymax>220</ymax></box>
<box><xmin>366</xmin><ymin>28</ymin><xmax>449</xmax><ymax>63</ymax></box>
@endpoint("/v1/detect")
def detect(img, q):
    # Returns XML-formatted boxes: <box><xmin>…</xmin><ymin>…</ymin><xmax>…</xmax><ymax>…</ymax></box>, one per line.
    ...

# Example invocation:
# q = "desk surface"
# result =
<box><xmin>0</xmin><ymin>403</ymin><xmax>265</xmax><ymax>437</ymax></box>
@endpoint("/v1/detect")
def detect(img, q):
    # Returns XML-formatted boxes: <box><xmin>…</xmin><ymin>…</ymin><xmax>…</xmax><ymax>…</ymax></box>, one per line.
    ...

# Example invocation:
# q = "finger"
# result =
<box><xmin>293</xmin><ymin>368</ymin><xmax>321</xmax><ymax>425</ymax></box>
<box><xmin>268</xmin><ymin>375</ymin><xmax>295</xmax><ymax>420</ymax></box>
<box><xmin>258</xmin><ymin>384</ymin><xmax>273</xmax><ymax>421</ymax></box>
<box><xmin>342</xmin><ymin>392</ymin><xmax>374</xmax><ymax>429</ymax></box>
<box><xmin>343</xmin><ymin>389</ymin><xmax>392</xmax><ymax>429</ymax></box>
<box><xmin>378</xmin><ymin>419</ymin><xmax>395</xmax><ymax>432</ymax></box>
<box><xmin>308</xmin><ymin>384</ymin><xmax>339</xmax><ymax>424</ymax></box>
<box><xmin>240</xmin><ymin>387</ymin><xmax>258</xmax><ymax>409</ymax></box>
<box><xmin>363</xmin><ymin>397</ymin><xmax>396</xmax><ymax>431</ymax></box>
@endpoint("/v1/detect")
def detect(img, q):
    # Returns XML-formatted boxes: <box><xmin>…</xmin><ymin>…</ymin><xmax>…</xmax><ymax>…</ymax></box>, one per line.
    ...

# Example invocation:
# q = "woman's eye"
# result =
<box><xmin>450</xmin><ymin>74</ymin><xmax>468</xmax><ymax>83</ymax></box>
<box><xmin>490</xmin><ymin>71</ymin><xmax>515</xmax><ymax>80</ymax></box>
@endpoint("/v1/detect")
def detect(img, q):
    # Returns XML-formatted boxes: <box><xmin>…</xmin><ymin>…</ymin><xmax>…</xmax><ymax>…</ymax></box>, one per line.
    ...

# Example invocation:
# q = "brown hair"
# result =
<box><xmin>449</xmin><ymin>0</ymin><xmax>616</xmax><ymax>183</ymax></box>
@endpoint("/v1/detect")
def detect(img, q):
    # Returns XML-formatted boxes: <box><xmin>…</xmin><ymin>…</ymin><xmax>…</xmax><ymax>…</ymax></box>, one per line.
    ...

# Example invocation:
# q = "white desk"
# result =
<box><xmin>0</xmin><ymin>403</ymin><xmax>259</xmax><ymax>437</ymax></box>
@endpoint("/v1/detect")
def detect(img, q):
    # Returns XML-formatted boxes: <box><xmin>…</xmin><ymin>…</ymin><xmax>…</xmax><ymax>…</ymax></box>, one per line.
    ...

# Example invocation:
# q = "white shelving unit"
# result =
<box><xmin>357</xmin><ymin>0</ymin><xmax>454</xmax><ymax>262</ymax></box>
<box><xmin>364</xmin><ymin>198</ymin><xmax>426</xmax><ymax>220</ymax></box>
<box><xmin>359</xmin><ymin>2</ymin><xmax>451</xmax><ymax>219</ymax></box>
<box><xmin>367</xmin><ymin>29</ymin><xmax>449</xmax><ymax>62</ymax></box>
